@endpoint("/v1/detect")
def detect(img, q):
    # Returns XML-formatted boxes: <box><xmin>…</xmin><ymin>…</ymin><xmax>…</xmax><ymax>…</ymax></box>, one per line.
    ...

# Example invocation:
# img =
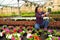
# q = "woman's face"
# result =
<box><xmin>37</xmin><ymin>7</ymin><xmax>43</xmax><ymax>13</ymax></box>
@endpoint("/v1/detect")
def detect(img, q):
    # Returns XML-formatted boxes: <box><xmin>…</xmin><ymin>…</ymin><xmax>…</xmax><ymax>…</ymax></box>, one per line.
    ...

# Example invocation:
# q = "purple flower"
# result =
<box><xmin>48</xmin><ymin>29</ymin><xmax>53</xmax><ymax>33</ymax></box>
<box><xmin>18</xmin><ymin>29</ymin><xmax>23</xmax><ymax>33</ymax></box>
<box><xmin>58</xmin><ymin>37</ymin><xmax>60</xmax><ymax>40</ymax></box>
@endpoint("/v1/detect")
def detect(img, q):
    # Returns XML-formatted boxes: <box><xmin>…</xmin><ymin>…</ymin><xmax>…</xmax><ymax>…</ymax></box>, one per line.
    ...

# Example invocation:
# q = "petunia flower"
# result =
<box><xmin>11</xmin><ymin>36</ymin><xmax>15</xmax><ymax>40</ymax></box>
<box><xmin>58</xmin><ymin>37</ymin><xmax>60</xmax><ymax>40</ymax></box>
<box><xmin>13</xmin><ymin>28</ymin><xmax>17</xmax><ymax>33</ymax></box>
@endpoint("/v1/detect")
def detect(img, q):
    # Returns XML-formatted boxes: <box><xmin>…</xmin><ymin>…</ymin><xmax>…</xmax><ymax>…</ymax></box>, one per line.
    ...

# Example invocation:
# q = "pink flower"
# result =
<box><xmin>18</xmin><ymin>29</ymin><xmax>23</xmax><ymax>33</ymax></box>
<box><xmin>48</xmin><ymin>29</ymin><xmax>53</xmax><ymax>33</ymax></box>
<box><xmin>5</xmin><ymin>28</ymin><xmax>10</xmax><ymax>33</ymax></box>
<box><xmin>52</xmin><ymin>38</ymin><xmax>54</xmax><ymax>40</ymax></box>
<box><xmin>58</xmin><ymin>37</ymin><xmax>60</xmax><ymax>40</ymax></box>
<box><xmin>11</xmin><ymin>36</ymin><xmax>15</xmax><ymax>40</ymax></box>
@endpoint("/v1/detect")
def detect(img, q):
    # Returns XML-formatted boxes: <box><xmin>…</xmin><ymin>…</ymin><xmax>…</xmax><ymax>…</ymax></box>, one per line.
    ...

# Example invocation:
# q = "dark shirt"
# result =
<box><xmin>36</xmin><ymin>12</ymin><xmax>45</xmax><ymax>24</ymax></box>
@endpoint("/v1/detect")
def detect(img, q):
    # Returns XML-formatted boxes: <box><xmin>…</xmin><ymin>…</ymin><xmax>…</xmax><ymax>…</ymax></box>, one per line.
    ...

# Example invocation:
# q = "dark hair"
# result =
<box><xmin>35</xmin><ymin>6</ymin><xmax>39</xmax><ymax>13</ymax></box>
<box><xmin>35</xmin><ymin>6</ymin><xmax>42</xmax><ymax>13</ymax></box>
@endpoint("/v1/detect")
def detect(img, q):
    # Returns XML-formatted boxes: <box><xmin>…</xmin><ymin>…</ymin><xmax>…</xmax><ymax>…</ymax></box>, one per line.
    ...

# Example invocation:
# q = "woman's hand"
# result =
<box><xmin>42</xmin><ymin>12</ymin><xmax>49</xmax><ymax>17</ymax></box>
<box><xmin>41</xmin><ymin>14</ymin><xmax>46</xmax><ymax>17</ymax></box>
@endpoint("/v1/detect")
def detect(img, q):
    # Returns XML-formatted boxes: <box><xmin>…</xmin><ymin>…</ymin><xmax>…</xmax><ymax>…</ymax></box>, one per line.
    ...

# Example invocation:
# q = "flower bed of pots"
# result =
<box><xmin>0</xmin><ymin>19</ymin><xmax>60</xmax><ymax>27</ymax></box>
<box><xmin>0</xmin><ymin>25</ymin><xmax>60</xmax><ymax>40</ymax></box>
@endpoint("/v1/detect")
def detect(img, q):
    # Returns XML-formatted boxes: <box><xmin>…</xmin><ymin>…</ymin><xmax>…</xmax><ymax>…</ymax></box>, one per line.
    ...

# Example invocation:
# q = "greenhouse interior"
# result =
<box><xmin>0</xmin><ymin>0</ymin><xmax>60</xmax><ymax>40</ymax></box>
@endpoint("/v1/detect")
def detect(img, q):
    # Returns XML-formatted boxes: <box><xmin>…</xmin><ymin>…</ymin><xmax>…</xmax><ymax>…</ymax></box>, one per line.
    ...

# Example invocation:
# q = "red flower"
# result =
<box><xmin>29</xmin><ymin>36</ymin><xmax>33</xmax><ymax>38</ymax></box>
<box><xmin>13</xmin><ymin>28</ymin><xmax>17</xmax><ymax>33</ymax></box>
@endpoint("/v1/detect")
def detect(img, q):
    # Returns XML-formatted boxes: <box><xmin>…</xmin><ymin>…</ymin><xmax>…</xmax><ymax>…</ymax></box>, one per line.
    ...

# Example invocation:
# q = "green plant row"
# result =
<box><xmin>51</xmin><ymin>11</ymin><xmax>60</xmax><ymax>14</ymax></box>
<box><xmin>0</xmin><ymin>11</ymin><xmax>60</xmax><ymax>17</ymax></box>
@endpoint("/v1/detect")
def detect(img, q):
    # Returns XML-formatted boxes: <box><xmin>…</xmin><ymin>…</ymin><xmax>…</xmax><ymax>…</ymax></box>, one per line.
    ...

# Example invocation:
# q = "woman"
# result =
<box><xmin>35</xmin><ymin>6</ymin><xmax>49</xmax><ymax>30</ymax></box>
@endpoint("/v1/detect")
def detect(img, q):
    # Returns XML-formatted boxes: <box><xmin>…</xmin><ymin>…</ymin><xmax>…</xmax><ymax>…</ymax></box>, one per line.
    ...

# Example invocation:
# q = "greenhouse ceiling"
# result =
<box><xmin>0</xmin><ymin>0</ymin><xmax>50</xmax><ymax>8</ymax></box>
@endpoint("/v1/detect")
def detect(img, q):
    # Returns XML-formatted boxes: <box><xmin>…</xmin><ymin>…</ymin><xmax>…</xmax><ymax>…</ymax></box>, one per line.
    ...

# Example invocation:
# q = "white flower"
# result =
<box><xmin>48</xmin><ymin>35</ymin><xmax>52</xmax><ymax>37</ymax></box>
<box><xmin>23</xmin><ymin>31</ymin><xmax>25</xmax><ymax>33</ymax></box>
<box><xmin>0</xmin><ymin>32</ymin><xmax>3</xmax><ymax>37</ymax></box>
<box><xmin>27</xmin><ymin>33</ymin><xmax>32</xmax><ymax>38</ymax></box>
<box><xmin>17</xmin><ymin>33</ymin><xmax>21</xmax><ymax>37</ymax></box>
<box><xmin>6</xmin><ymin>34</ymin><xmax>12</xmax><ymax>39</ymax></box>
